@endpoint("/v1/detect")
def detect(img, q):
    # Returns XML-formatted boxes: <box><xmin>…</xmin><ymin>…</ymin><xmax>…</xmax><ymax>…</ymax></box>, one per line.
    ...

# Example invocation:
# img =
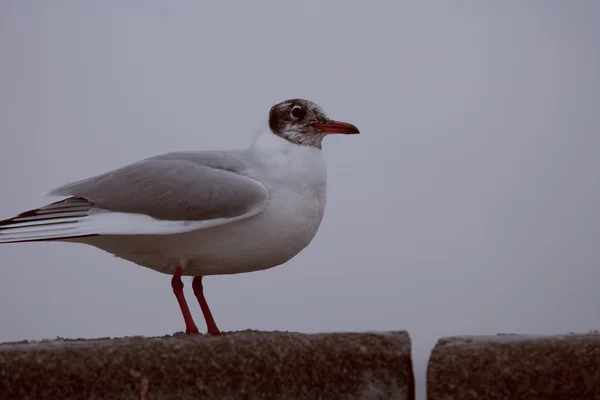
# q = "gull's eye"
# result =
<box><xmin>290</xmin><ymin>105</ymin><xmax>305</xmax><ymax>119</ymax></box>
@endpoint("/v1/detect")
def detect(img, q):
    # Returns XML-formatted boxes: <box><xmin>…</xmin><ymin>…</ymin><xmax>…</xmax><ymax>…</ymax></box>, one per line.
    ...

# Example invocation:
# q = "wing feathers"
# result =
<box><xmin>1</xmin><ymin>153</ymin><xmax>271</xmax><ymax>243</ymax></box>
<box><xmin>0</xmin><ymin>197</ymin><xmax>92</xmax><ymax>243</ymax></box>
<box><xmin>47</xmin><ymin>156</ymin><xmax>269</xmax><ymax>222</ymax></box>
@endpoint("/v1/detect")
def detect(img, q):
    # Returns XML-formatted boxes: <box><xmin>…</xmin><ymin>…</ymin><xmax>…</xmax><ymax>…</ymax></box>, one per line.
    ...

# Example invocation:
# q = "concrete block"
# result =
<box><xmin>0</xmin><ymin>330</ymin><xmax>414</xmax><ymax>400</ymax></box>
<box><xmin>427</xmin><ymin>332</ymin><xmax>600</xmax><ymax>400</ymax></box>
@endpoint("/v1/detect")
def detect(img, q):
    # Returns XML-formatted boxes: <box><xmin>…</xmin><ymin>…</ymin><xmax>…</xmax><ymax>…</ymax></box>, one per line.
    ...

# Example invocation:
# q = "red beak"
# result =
<box><xmin>313</xmin><ymin>120</ymin><xmax>360</xmax><ymax>134</ymax></box>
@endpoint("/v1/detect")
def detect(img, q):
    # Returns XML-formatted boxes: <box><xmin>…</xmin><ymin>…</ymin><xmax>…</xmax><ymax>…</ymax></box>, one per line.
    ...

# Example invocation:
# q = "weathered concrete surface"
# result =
<box><xmin>427</xmin><ymin>332</ymin><xmax>600</xmax><ymax>400</ymax></box>
<box><xmin>0</xmin><ymin>330</ymin><xmax>414</xmax><ymax>400</ymax></box>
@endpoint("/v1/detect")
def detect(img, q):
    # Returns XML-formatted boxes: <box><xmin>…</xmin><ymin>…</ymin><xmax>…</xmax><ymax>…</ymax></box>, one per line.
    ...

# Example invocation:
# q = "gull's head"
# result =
<box><xmin>267</xmin><ymin>98</ymin><xmax>359</xmax><ymax>149</ymax></box>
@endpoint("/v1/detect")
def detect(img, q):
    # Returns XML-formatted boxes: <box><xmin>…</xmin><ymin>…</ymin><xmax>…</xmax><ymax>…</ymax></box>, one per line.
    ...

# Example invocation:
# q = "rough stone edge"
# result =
<box><xmin>434</xmin><ymin>331</ymin><xmax>600</xmax><ymax>348</ymax></box>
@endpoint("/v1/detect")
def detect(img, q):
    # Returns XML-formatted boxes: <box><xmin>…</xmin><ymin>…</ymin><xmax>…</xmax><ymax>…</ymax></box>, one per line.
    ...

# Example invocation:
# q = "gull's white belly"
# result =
<box><xmin>168</xmin><ymin>186</ymin><xmax>325</xmax><ymax>276</ymax></box>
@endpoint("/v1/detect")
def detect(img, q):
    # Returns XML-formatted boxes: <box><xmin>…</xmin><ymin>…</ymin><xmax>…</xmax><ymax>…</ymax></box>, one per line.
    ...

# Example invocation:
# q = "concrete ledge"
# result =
<box><xmin>427</xmin><ymin>332</ymin><xmax>600</xmax><ymax>400</ymax></box>
<box><xmin>0</xmin><ymin>330</ymin><xmax>414</xmax><ymax>400</ymax></box>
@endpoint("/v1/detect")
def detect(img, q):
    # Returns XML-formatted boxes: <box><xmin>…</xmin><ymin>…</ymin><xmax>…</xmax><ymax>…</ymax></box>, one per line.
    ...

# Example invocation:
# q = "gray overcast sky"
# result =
<box><xmin>1</xmin><ymin>1</ymin><xmax>599</xmax><ymax>398</ymax></box>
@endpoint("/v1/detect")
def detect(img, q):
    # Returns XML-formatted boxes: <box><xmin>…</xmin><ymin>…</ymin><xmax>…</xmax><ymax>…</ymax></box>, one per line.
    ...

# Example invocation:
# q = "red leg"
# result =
<box><xmin>192</xmin><ymin>276</ymin><xmax>221</xmax><ymax>335</ymax></box>
<box><xmin>171</xmin><ymin>266</ymin><xmax>199</xmax><ymax>334</ymax></box>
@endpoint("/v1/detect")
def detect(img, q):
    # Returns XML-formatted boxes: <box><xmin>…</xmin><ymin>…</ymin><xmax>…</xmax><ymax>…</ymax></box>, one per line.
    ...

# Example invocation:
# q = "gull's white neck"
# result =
<box><xmin>249</xmin><ymin>118</ymin><xmax>327</xmax><ymax>183</ymax></box>
<box><xmin>250</xmin><ymin>117</ymin><xmax>320</xmax><ymax>156</ymax></box>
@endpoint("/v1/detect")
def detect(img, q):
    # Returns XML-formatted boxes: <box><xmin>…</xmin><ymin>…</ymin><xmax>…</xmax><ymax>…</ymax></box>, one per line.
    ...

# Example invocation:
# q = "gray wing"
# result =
<box><xmin>48</xmin><ymin>150</ymin><xmax>269</xmax><ymax>222</ymax></box>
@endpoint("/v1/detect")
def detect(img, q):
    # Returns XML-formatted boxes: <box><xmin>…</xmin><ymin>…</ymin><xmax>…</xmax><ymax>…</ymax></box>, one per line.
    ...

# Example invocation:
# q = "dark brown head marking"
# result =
<box><xmin>268</xmin><ymin>99</ymin><xmax>331</xmax><ymax>149</ymax></box>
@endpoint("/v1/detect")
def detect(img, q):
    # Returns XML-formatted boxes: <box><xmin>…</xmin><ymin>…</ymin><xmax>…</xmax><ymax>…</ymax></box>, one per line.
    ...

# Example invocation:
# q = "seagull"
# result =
<box><xmin>0</xmin><ymin>99</ymin><xmax>359</xmax><ymax>335</ymax></box>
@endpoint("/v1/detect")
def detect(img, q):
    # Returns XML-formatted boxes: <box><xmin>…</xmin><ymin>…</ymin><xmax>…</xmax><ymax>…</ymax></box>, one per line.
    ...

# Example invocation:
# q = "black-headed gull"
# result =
<box><xmin>0</xmin><ymin>99</ymin><xmax>360</xmax><ymax>334</ymax></box>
